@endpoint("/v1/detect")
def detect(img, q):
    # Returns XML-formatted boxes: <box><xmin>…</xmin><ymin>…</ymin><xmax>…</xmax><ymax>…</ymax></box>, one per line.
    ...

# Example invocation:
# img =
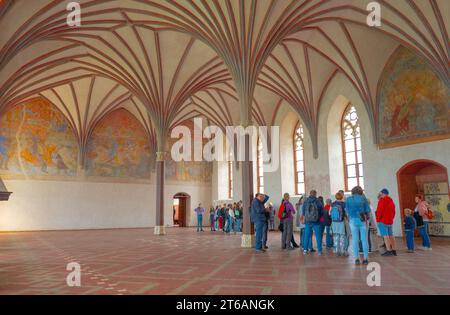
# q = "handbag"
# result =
<box><xmin>414</xmin><ymin>211</ymin><xmax>424</xmax><ymax>227</ymax></box>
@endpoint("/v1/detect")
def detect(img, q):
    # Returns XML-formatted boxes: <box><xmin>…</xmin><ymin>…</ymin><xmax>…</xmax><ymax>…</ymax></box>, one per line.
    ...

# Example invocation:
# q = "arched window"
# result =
<box><xmin>228</xmin><ymin>160</ymin><xmax>233</xmax><ymax>199</ymax></box>
<box><xmin>256</xmin><ymin>137</ymin><xmax>264</xmax><ymax>194</ymax></box>
<box><xmin>293</xmin><ymin>122</ymin><xmax>306</xmax><ymax>195</ymax></box>
<box><xmin>341</xmin><ymin>104</ymin><xmax>364</xmax><ymax>191</ymax></box>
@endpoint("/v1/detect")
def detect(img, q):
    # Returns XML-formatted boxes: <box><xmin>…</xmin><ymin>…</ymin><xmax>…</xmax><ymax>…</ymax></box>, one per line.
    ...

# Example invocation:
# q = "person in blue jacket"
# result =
<box><xmin>251</xmin><ymin>193</ymin><xmax>270</xmax><ymax>253</ymax></box>
<box><xmin>346</xmin><ymin>186</ymin><xmax>371</xmax><ymax>265</ymax></box>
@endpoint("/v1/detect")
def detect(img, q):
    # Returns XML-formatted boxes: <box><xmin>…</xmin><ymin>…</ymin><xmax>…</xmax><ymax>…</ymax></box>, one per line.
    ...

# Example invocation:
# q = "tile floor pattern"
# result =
<box><xmin>0</xmin><ymin>228</ymin><xmax>449</xmax><ymax>295</ymax></box>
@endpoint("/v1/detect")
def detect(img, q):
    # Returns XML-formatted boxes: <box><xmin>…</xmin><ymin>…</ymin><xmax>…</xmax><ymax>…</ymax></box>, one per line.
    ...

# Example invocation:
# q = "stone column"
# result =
<box><xmin>241</xmin><ymin>133</ymin><xmax>254</xmax><ymax>248</ymax></box>
<box><xmin>154</xmin><ymin>151</ymin><xmax>166</xmax><ymax>235</ymax></box>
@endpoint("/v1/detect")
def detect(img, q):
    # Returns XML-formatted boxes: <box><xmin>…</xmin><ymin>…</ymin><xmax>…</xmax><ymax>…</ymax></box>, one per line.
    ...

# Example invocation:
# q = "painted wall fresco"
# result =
<box><xmin>0</xmin><ymin>98</ymin><xmax>78</xmax><ymax>177</ymax></box>
<box><xmin>165</xmin><ymin>120</ymin><xmax>212</xmax><ymax>183</ymax></box>
<box><xmin>379</xmin><ymin>47</ymin><xmax>450</xmax><ymax>147</ymax></box>
<box><xmin>165</xmin><ymin>159</ymin><xmax>212</xmax><ymax>183</ymax></box>
<box><xmin>85</xmin><ymin>109</ymin><xmax>152</xmax><ymax>179</ymax></box>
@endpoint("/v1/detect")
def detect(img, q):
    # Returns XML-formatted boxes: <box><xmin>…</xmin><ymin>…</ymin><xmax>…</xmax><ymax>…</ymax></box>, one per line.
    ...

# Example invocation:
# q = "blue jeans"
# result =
<box><xmin>324</xmin><ymin>225</ymin><xmax>333</xmax><ymax>248</ymax></box>
<box><xmin>227</xmin><ymin>217</ymin><xmax>234</xmax><ymax>233</ymax></box>
<box><xmin>255</xmin><ymin>220</ymin><xmax>265</xmax><ymax>251</ymax></box>
<box><xmin>419</xmin><ymin>221</ymin><xmax>431</xmax><ymax>248</ymax></box>
<box><xmin>304</xmin><ymin>223</ymin><xmax>322</xmax><ymax>253</ymax></box>
<box><xmin>197</xmin><ymin>215</ymin><xmax>203</xmax><ymax>231</ymax></box>
<box><xmin>405</xmin><ymin>230</ymin><xmax>415</xmax><ymax>250</ymax></box>
<box><xmin>349</xmin><ymin>218</ymin><xmax>369</xmax><ymax>259</ymax></box>
<box><xmin>299</xmin><ymin>228</ymin><xmax>305</xmax><ymax>249</ymax></box>
<box><xmin>235</xmin><ymin>218</ymin><xmax>241</xmax><ymax>232</ymax></box>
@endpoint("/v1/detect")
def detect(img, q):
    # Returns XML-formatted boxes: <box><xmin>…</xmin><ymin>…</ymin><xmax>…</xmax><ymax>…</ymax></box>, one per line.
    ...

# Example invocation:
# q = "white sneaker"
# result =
<box><xmin>427</xmin><ymin>247</ymin><xmax>432</xmax><ymax>251</ymax></box>
<box><xmin>418</xmin><ymin>246</ymin><xmax>428</xmax><ymax>250</ymax></box>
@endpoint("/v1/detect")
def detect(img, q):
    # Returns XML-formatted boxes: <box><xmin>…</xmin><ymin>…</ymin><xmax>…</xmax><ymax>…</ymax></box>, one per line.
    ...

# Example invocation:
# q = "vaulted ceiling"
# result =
<box><xmin>0</xmin><ymin>0</ymin><xmax>448</xmax><ymax>157</ymax></box>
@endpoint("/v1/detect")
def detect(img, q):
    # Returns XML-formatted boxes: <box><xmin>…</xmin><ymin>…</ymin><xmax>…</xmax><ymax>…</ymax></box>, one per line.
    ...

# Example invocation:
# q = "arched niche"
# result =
<box><xmin>85</xmin><ymin>108</ymin><xmax>152</xmax><ymax>180</ymax></box>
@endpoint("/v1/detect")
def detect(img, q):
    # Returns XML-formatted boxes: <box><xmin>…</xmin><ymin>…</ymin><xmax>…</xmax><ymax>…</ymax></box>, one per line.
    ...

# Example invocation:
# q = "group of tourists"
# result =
<box><xmin>195</xmin><ymin>202</ymin><xmax>245</xmax><ymax>233</ymax></box>
<box><xmin>250</xmin><ymin>186</ymin><xmax>433</xmax><ymax>265</ymax></box>
<box><xmin>194</xmin><ymin>185</ymin><xmax>434</xmax><ymax>265</ymax></box>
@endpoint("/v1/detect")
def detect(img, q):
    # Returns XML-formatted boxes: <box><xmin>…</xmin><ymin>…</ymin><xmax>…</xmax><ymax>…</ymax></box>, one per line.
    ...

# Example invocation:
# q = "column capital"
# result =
<box><xmin>156</xmin><ymin>151</ymin><xmax>167</xmax><ymax>161</ymax></box>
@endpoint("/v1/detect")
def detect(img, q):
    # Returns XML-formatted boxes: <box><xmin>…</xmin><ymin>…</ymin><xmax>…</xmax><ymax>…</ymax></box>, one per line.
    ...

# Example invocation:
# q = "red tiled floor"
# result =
<box><xmin>0</xmin><ymin>227</ymin><xmax>449</xmax><ymax>295</ymax></box>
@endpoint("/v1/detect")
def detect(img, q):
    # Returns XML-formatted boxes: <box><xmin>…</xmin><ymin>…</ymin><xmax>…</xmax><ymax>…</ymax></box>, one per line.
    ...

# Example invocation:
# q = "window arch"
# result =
<box><xmin>256</xmin><ymin>137</ymin><xmax>264</xmax><ymax>194</ymax></box>
<box><xmin>293</xmin><ymin>121</ymin><xmax>306</xmax><ymax>195</ymax></box>
<box><xmin>341</xmin><ymin>104</ymin><xmax>364</xmax><ymax>191</ymax></box>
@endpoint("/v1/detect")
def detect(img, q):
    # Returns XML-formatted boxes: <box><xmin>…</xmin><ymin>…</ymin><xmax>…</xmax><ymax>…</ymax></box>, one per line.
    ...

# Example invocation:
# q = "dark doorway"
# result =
<box><xmin>397</xmin><ymin>160</ymin><xmax>450</xmax><ymax>236</ymax></box>
<box><xmin>173</xmin><ymin>193</ymin><xmax>191</xmax><ymax>227</ymax></box>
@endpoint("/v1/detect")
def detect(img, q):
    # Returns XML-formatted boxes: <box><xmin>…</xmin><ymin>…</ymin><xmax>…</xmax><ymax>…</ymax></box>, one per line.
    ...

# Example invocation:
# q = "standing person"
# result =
<box><xmin>330</xmin><ymin>192</ymin><xmax>347</xmax><ymax>256</ymax></box>
<box><xmin>238</xmin><ymin>202</ymin><xmax>244</xmax><ymax>232</ymax></box>
<box><xmin>404</xmin><ymin>208</ymin><xmax>417</xmax><ymax>253</ymax></box>
<box><xmin>323</xmin><ymin>199</ymin><xmax>333</xmax><ymax>249</ymax></box>
<box><xmin>367</xmin><ymin>199</ymin><xmax>379</xmax><ymax>252</ymax></box>
<box><xmin>227</xmin><ymin>204</ymin><xmax>235</xmax><ymax>234</ymax></box>
<box><xmin>376</xmin><ymin>188</ymin><xmax>397</xmax><ymax>256</ymax></box>
<box><xmin>268</xmin><ymin>202</ymin><xmax>276</xmax><ymax>231</ymax></box>
<box><xmin>262</xmin><ymin>203</ymin><xmax>271</xmax><ymax>249</ymax></box>
<box><xmin>281</xmin><ymin>193</ymin><xmax>296</xmax><ymax>250</ymax></box>
<box><xmin>346</xmin><ymin>186</ymin><xmax>371</xmax><ymax>265</ymax></box>
<box><xmin>234</xmin><ymin>203</ymin><xmax>241</xmax><ymax>233</ymax></box>
<box><xmin>302</xmin><ymin>190</ymin><xmax>324</xmax><ymax>255</ymax></box>
<box><xmin>251</xmin><ymin>193</ymin><xmax>270</xmax><ymax>253</ymax></box>
<box><xmin>194</xmin><ymin>203</ymin><xmax>205</xmax><ymax>232</ymax></box>
<box><xmin>220</xmin><ymin>204</ymin><xmax>227</xmax><ymax>232</ymax></box>
<box><xmin>295</xmin><ymin>197</ymin><xmax>306</xmax><ymax>250</ymax></box>
<box><xmin>214</xmin><ymin>206</ymin><xmax>220</xmax><ymax>231</ymax></box>
<box><xmin>209</xmin><ymin>206</ymin><xmax>216</xmax><ymax>231</ymax></box>
<box><xmin>414</xmin><ymin>194</ymin><xmax>432</xmax><ymax>250</ymax></box>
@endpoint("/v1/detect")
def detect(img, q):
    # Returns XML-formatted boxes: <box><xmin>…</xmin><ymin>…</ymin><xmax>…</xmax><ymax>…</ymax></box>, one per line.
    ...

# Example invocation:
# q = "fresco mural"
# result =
<box><xmin>165</xmin><ymin>159</ymin><xmax>212</xmax><ymax>183</ymax></box>
<box><xmin>0</xmin><ymin>98</ymin><xmax>78</xmax><ymax>177</ymax></box>
<box><xmin>165</xmin><ymin>120</ymin><xmax>212</xmax><ymax>183</ymax></box>
<box><xmin>86</xmin><ymin>109</ymin><xmax>152</xmax><ymax>179</ymax></box>
<box><xmin>379</xmin><ymin>47</ymin><xmax>450</xmax><ymax>147</ymax></box>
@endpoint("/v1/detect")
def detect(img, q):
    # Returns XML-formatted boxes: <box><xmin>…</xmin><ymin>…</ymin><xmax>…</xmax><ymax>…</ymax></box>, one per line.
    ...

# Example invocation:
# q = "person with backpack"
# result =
<box><xmin>280</xmin><ymin>193</ymin><xmax>296</xmax><ymax>250</ymax></box>
<box><xmin>414</xmin><ymin>194</ymin><xmax>432</xmax><ymax>250</ymax></box>
<box><xmin>251</xmin><ymin>193</ymin><xmax>270</xmax><ymax>253</ymax></box>
<box><xmin>302</xmin><ymin>190</ymin><xmax>324</xmax><ymax>255</ymax></box>
<box><xmin>346</xmin><ymin>186</ymin><xmax>371</xmax><ymax>265</ymax></box>
<box><xmin>322</xmin><ymin>198</ymin><xmax>333</xmax><ymax>249</ymax></box>
<box><xmin>376</xmin><ymin>188</ymin><xmax>397</xmax><ymax>256</ymax></box>
<box><xmin>330</xmin><ymin>192</ymin><xmax>347</xmax><ymax>256</ymax></box>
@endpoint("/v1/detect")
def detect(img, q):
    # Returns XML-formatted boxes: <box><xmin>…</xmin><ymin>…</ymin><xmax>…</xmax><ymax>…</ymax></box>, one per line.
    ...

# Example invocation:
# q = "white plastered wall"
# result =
<box><xmin>0</xmin><ymin>173</ymin><xmax>212</xmax><ymax>231</ymax></box>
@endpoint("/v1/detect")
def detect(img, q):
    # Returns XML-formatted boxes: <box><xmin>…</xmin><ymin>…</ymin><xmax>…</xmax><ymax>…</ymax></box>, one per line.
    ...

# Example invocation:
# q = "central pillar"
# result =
<box><xmin>154</xmin><ymin>151</ymin><xmax>166</xmax><ymax>235</ymax></box>
<box><xmin>241</xmin><ymin>133</ymin><xmax>254</xmax><ymax>248</ymax></box>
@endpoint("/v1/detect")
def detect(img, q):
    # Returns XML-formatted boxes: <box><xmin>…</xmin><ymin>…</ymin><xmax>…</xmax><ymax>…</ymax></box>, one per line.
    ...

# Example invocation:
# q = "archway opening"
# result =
<box><xmin>397</xmin><ymin>160</ymin><xmax>450</xmax><ymax>236</ymax></box>
<box><xmin>173</xmin><ymin>193</ymin><xmax>191</xmax><ymax>227</ymax></box>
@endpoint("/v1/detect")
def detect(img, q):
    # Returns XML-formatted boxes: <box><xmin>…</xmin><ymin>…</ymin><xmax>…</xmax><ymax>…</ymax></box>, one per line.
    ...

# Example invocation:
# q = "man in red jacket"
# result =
<box><xmin>376</xmin><ymin>188</ymin><xmax>397</xmax><ymax>256</ymax></box>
